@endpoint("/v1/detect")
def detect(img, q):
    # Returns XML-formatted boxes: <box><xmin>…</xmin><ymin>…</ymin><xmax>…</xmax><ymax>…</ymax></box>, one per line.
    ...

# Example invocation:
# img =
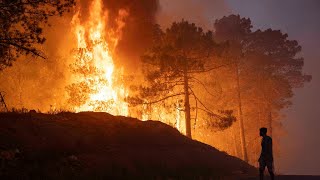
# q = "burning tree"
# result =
<box><xmin>131</xmin><ymin>21</ymin><xmax>236</xmax><ymax>138</ymax></box>
<box><xmin>66</xmin><ymin>0</ymin><xmax>129</xmax><ymax>115</ymax></box>
<box><xmin>0</xmin><ymin>0</ymin><xmax>75</xmax><ymax>70</ymax></box>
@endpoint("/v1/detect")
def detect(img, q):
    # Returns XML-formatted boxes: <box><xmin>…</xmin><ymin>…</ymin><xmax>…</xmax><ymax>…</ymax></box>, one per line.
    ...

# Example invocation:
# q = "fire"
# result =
<box><xmin>69</xmin><ymin>0</ymin><xmax>129</xmax><ymax>116</ymax></box>
<box><xmin>68</xmin><ymin>0</ymin><xmax>184</xmax><ymax>133</ymax></box>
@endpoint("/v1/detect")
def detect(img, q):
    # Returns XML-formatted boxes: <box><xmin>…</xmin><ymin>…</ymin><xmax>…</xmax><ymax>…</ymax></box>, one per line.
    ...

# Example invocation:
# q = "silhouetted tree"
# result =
<box><xmin>0</xmin><ymin>0</ymin><xmax>75</xmax><ymax>70</ymax></box>
<box><xmin>214</xmin><ymin>15</ymin><xmax>311</xmax><ymax>162</ymax></box>
<box><xmin>131</xmin><ymin>21</ymin><xmax>235</xmax><ymax>138</ymax></box>
<box><xmin>214</xmin><ymin>15</ymin><xmax>252</xmax><ymax>162</ymax></box>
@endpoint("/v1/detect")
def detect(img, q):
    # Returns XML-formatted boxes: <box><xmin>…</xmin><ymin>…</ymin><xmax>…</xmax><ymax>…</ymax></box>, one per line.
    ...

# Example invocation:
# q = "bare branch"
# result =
<box><xmin>190</xmin><ymin>77</ymin><xmax>219</xmax><ymax>99</ymax></box>
<box><xmin>0</xmin><ymin>42</ymin><xmax>46</xmax><ymax>59</ymax></box>
<box><xmin>132</xmin><ymin>93</ymin><xmax>184</xmax><ymax>106</ymax></box>
<box><xmin>188</xmin><ymin>86</ymin><xmax>223</xmax><ymax>119</ymax></box>
<box><xmin>188</xmin><ymin>61</ymin><xmax>237</xmax><ymax>74</ymax></box>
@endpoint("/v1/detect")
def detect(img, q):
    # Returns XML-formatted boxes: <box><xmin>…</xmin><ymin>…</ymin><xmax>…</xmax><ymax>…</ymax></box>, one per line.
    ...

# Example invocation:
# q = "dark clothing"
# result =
<box><xmin>260</xmin><ymin>135</ymin><xmax>273</xmax><ymax>162</ymax></box>
<box><xmin>259</xmin><ymin>158</ymin><xmax>273</xmax><ymax>173</ymax></box>
<box><xmin>259</xmin><ymin>135</ymin><xmax>274</xmax><ymax>180</ymax></box>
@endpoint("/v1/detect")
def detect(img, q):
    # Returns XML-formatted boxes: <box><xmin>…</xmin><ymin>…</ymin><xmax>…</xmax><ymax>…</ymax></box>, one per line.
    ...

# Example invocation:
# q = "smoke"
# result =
<box><xmin>73</xmin><ymin>0</ymin><xmax>231</xmax><ymax>72</ymax></box>
<box><xmin>0</xmin><ymin>0</ymin><xmax>231</xmax><ymax>111</ymax></box>
<box><xmin>108</xmin><ymin>0</ymin><xmax>159</xmax><ymax>71</ymax></box>
<box><xmin>2</xmin><ymin>0</ymin><xmax>316</xmax><ymax>175</ymax></box>
<box><xmin>0</xmin><ymin>0</ymin><xmax>160</xmax><ymax>111</ymax></box>
<box><xmin>157</xmin><ymin>0</ymin><xmax>231</xmax><ymax>30</ymax></box>
<box><xmin>0</xmin><ymin>14</ymin><xmax>75</xmax><ymax>112</ymax></box>
<box><xmin>0</xmin><ymin>0</ymin><xmax>233</xmax><ymax>113</ymax></box>
<box><xmin>76</xmin><ymin>0</ymin><xmax>159</xmax><ymax>72</ymax></box>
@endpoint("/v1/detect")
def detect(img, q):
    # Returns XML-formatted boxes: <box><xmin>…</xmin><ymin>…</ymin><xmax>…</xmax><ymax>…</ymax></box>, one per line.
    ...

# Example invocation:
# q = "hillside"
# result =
<box><xmin>0</xmin><ymin>111</ymin><xmax>257</xmax><ymax>179</ymax></box>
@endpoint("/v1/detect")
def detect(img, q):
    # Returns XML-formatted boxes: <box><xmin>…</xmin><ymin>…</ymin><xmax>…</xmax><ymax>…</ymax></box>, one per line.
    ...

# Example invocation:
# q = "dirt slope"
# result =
<box><xmin>0</xmin><ymin>112</ymin><xmax>256</xmax><ymax>179</ymax></box>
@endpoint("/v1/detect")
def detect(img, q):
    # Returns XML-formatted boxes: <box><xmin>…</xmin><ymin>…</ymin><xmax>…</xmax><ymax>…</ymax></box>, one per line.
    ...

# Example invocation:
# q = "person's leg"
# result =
<box><xmin>267</xmin><ymin>162</ymin><xmax>275</xmax><ymax>180</ymax></box>
<box><xmin>259</xmin><ymin>168</ymin><xmax>264</xmax><ymax>180</ymax></box>
<box><xmin>259</xmin><ymin>160</ymin><xmax>266</xmax><ymax>180</ymax></box>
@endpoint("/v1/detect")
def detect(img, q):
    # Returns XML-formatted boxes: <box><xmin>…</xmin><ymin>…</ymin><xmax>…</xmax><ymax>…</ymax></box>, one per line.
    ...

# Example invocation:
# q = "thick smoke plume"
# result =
<box><xmin>78</xmin><ymin>0</ymin><xmax>159</xmax><ymax>71</ymax></box>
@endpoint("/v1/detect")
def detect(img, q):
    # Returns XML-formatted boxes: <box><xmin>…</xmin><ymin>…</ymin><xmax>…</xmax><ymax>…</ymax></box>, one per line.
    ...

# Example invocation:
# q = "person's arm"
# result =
<box><xmin>266</xmin><ymin>137</ymin><xmax>273</xmax><ymax>159</ymax></box>
<box><xmin>260</xmin><ymin>138</ymin><xmax>267</xmax><ymax>159</ymax></box>
<box><xmin>270</xmin><ymin>138</ymin><xmax>273</xmax><ymax>155</ymax></box>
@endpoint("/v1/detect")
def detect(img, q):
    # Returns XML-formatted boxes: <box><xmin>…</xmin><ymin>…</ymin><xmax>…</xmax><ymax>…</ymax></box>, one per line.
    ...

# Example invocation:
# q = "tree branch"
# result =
<box><xmin>188</xmin><ymin>86</ymin><xmax>222</xmax><ymax>119</ymax></box>
<box><xmin>133</xmin><ymin>93</ymin><xmax>184</xmax><ymax>105</ymax></box>
<box><xmin>188</xmin><ymin>61</ymin><xmax>237</xmax><ymax>74</ymax></box>
<box><xmin>190</xmin><ymin>77</ymin><xmax>221</xmax><ymax>100</ymax></box>
<box><xmin>0</xmin><ymin>41</ymin><xmax>46</xmax><ymax>59</ymax></box>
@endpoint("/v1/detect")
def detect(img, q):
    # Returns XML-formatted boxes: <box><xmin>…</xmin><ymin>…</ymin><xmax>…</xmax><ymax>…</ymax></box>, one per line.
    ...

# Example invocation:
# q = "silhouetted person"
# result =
<box><xmin>259</xmin><ymin>127</ymin><xmax>275</xmax><ymax>180</ymax></box>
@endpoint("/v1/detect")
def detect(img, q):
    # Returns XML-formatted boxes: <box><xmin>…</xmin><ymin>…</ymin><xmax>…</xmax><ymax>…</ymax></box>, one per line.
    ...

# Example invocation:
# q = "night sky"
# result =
<box><xmin>158</xmin><ymin>0</ymin><xmax>320</xmax><ymax>175</ymax></box>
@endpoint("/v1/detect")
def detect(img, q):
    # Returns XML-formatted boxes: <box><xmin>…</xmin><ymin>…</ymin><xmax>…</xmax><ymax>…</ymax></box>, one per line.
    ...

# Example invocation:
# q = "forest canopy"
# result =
<box><xmin>0</xmin><ymin>0</ymin><xmax>75</xmax><ymax>70</ymax></box>
<box><xmin>129</xmin><ymin>15</ymin><xmax>311</xmax><ymax>162</ymax></box>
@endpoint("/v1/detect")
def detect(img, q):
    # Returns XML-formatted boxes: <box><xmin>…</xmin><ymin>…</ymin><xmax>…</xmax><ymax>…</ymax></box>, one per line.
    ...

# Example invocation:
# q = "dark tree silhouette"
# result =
<box><xmin>130</xmin><ymin>21</ymin><xmax>235</xmax><ymax>139</ymax></box>
<box><xmin>214</xmin><ymin>15</ymin><xmax>311</xmax><ymax>162</ymax></box>
<box><xmin>0</xmin><ymin>0</ymin><xmax>75</xmax><ymax>70</ymax></box>
<box><xmin>214</xmin><ymin>15</ymin><xmax>252</xmax><ymax>162</ymax></box>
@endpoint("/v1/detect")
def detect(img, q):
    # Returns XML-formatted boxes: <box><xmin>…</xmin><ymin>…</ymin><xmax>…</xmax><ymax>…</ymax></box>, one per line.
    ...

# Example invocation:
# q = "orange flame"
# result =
<box><xmin>69</xmin><ymin>0</ymin><xmax>184</xmax><ymax>133</ymax></box>
<box><xmin>70</xmin><ymin>0</ymin><xmax>129</xmax><ymax>116</ymax></box>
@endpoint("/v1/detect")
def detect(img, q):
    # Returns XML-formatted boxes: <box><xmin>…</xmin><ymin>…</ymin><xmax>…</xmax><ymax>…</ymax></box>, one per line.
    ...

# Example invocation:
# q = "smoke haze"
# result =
<box><xmin>77</xmin><ymin>0</ymin><xmax>159</xmax><ymax>71</ymax></box>
<box><xmin>0</xmin><ymin>0</ymin><xmax>318</xmax><ymax>176</ymax></box>
<box><xmin>157</xmin><ymin>0</ymin><xmax>231</xmax><ymax>29</ymax></box>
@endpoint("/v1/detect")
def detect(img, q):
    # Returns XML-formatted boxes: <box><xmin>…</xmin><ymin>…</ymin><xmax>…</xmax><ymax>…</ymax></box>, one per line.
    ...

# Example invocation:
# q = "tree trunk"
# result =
<box><xmin>232</xmin><ymin>125</ymin><xmax>239</xmax><ymax>157</ymax></box>
<box><xmin>184</xmin><ymin>61</ymin><xmax>192</xmax><ymax>138</ymax></box>
<box><xmin>258</xmin><ymin>101</ymin><xmax>261</xmax><ymax>128</ymax></box>
<box><xmin>268</xmin><ymin>110</ymin><xmax>273</xmax><ymax>137</ymax></box>
<box><xmin>0</xmin><ymin>92</ymin><xmax>8</xmax><ymax>112</ymax></box>
<box><xmin>235</xmin><ymin>64</ymin><xmax>248</xmax><ymax>162</ymax></box>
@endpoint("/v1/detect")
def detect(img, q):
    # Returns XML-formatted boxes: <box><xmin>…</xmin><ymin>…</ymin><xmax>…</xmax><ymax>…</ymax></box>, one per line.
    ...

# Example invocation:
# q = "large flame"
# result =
<box><xmin>68</xmin><ymin>0</ymin><xmax>184</xmax><ymax>133</ymax></box>
<box><xmin>69</xmin><ymin>0</ymin><xmax>128</xmax><ymax>116</ymax></box>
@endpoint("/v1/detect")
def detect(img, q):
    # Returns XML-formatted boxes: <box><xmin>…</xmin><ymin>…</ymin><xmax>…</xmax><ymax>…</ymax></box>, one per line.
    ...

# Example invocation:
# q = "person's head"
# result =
<box><xmin>260</xmin><ymin>127</ymin><xmax>267</xmax><ymax>137</ymax></box>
